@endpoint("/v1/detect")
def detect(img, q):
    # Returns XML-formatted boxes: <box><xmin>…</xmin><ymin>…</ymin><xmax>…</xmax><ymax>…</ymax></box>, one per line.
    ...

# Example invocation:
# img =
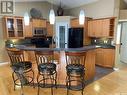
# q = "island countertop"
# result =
<box><xmin>15</xmin><ymin>45</ymin><xmax>100</xmax><ymax>52</ymax></box>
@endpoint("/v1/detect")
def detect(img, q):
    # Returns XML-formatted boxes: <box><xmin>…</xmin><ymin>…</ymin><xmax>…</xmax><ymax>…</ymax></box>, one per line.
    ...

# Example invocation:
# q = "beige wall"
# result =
<box><xmin>120</xmin><ymin>0</ymin><xmax>127</xmax><ymax>9</ymax></box>
<box><xmin>66</xmin><ymin>0</ymin><xmax>115</xmax><ymax>19</ymax></box>
<box><xmin>0</xmin><ymin>1</ymin><xmax>57</xmax><ymax>62</ymax></box>
<box><xmin>119</xmin><ymin>10</ymin><xmax>127</xmax><ymax>20</ymax></box>
<box><xmin>119</xmin><ymin>0</ymin><xmax>127</xmax><ymax>20</ymax></box>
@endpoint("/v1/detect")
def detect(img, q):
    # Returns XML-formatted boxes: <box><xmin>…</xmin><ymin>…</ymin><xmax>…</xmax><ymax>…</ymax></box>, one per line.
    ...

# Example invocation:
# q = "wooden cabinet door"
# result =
<box><xmin>3</xmin><ymin>16</ymin><xmax>24</xmax><ymax>39</ymax></box>
<box><xmin>4</xmin><ymin>17</ymin><xmax>15</xmax><ymax>38</ymax></box>
<box><xmin>88</xmin><ymin>21</ymin><xmax>95</xmax><ymax>37</ymax></box>
<box><xmin>88</xmin><ymin>18</ymin><xmax>115</xmax><ymax>37</ymax></box>
<box><xmin>96</xmin><ymin>48</ymin><xmax>115</xmax><ymax>68</ymax></box>
<box><xmin>47</xmin><ymin>22</ymin><xmax>53</xmax><ymax>36</ymax></box>
<box><xmin>24</xmin><ymin>21</ymin><xmax>33</xmax><ymax>37</ymax></box>
<box><xmin>95</xmin><ymin>48</ymin><xmax>104</xmax><ymax>66</ymax></box>
<box><xmin>32</xmin><ymin>19</ymin><xmax>46</xmax><ymax>28</ymax></box>
<box><xmin>88</xmin><ymin>20</ymin><xmax>102</xmax><ymax>37</ymax></box>
<box><xmin>102</xmin><ymin>19</ymin><xmax>110</xmax><ymax>36</ymax></box>
<box><xmin>103</xmin><ymin>49</ymin><xmax>115</xmax><ymax>68</ymax></box>
<box><xmin>96</xmin><ymin>20</ymin><xmax>102</xmax><ymax>37</ymax></box>
<box><xmin>70</xmin><ymin>18</ymin><xmax>84</xmax><ymax>28</ymax></box>
<box><xmin>15</xmin><ymin>17</ymin><xmax>24</xmax><ymax>37</ymax></box>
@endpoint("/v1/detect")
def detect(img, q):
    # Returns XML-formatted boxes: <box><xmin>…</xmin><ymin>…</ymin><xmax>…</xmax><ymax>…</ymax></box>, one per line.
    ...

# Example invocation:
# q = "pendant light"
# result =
<box><xmin>24</xmin><ymin>1</ymin><xmax>29</xmax><ymax>26</ymax></box>
<box><xmin>79</xmin><ymin>10</ymin><xmax>85</xmax><ymax>25</ymax></box>
<box><xmin>49</xmin><ymin>9</ymin><xmax>55</xmax><ymax>24</ymax></box>
<box><xmin>49</xmin><ymin>0</ymin><xmax>55</xmax><ymax>24</ymax></box>
<box><xmin>24</xmin><ymin>12</ymin><xmax>30</xmax><ymax>26</ymax></box>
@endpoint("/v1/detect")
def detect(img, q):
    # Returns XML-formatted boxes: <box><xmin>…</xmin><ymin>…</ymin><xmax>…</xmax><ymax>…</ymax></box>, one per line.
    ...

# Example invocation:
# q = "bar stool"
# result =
<box><xmin>35</xmin><ymin>50</ymin><xmax>57</xmax><ymax>95</ymax></box>
<box><xmin>7</xmin><ymin>49</ymin><xmax>34</xmax><ymax>91</ymax></box>
<box><xmin>65</xmin><ymin>51</ymin><xmax>86</xmax><ymax>95</ymax></box>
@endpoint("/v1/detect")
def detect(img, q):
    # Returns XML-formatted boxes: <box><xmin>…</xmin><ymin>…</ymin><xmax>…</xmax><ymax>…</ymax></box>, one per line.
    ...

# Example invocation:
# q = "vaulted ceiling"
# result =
<box><xmin>124</xmin><ymin>0</ymin><xmax>127</xmax><ymax>4</ymax></box>
<box><xmin>15</xmin><ymin>0</ymin><xmax>99</xmax><ymax>9</ymax></box>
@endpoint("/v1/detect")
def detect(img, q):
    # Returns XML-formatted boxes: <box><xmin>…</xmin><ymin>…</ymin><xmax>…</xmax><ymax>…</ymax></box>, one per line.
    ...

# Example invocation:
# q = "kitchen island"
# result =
<box><xmin>14</xmin><ymin>45</ymin><xmax>97</xmax><ymax>85</ymax></box>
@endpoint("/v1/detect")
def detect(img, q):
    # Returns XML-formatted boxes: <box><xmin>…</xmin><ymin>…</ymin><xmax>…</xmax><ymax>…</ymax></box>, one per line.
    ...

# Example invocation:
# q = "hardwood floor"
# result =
<box><xmin>0</xmin><ymin>63</ymin><xmax>127</xmax><ymax>95</ymax></box>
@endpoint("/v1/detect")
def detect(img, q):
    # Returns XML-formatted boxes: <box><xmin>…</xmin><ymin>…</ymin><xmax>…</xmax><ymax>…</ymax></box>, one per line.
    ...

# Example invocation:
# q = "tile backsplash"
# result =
<box><xmin>91</xmin><ymin>38</ymin><xmax>113</xmax><ymax>45</ymax></box>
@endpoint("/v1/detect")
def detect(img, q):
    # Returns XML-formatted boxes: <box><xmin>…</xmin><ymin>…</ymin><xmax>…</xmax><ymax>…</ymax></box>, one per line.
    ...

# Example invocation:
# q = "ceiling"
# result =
<box><xmin>15</xmin><ymin>0</ymin><xmax>99</xmax><ymax>9</ymax></box>
<box><xmin>124</xmin><ymin>0</ymin><xmax>127</xmax><ymax>4</ymax></box>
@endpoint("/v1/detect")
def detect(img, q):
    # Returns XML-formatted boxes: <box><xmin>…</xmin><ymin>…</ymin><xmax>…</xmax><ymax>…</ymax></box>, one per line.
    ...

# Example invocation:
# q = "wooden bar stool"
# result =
<box><xmin>7</xmin><ymin>49</ymin><xmax>34</xmax><ymax>92</ymax></box>
<box><xmin>35</xmin><ymin>50</ymin><xmax>57</xmax><ymax>95</ymax></box>
<box><xmin>65</xmin><ymin>51</ymin><xmax>86</xmax><ymax>95</ymax></box>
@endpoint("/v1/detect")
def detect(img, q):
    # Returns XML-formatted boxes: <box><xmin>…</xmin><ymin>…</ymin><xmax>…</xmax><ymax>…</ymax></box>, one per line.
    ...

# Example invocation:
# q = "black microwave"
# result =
<box><xmin>33</xmin><ymin>28</ymin><xmax>47</xmax><ymax>36</ymax></box>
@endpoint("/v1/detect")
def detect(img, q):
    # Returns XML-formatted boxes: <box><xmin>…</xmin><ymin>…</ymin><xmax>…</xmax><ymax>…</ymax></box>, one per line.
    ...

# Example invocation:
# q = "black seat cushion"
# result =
<box><xmin>66</xmin><ymin>64</ymin><xmax>85</xmax><ymax>75</ymax></box>
<box><xmin>38</xmin><ymin>63</ymin><xmax>56</xmax><ymax>74</ymax></box>
<box><xmin>12</xmin><ymin>61</ymin><xmax>32</xmax><ymax>71</ymax></box>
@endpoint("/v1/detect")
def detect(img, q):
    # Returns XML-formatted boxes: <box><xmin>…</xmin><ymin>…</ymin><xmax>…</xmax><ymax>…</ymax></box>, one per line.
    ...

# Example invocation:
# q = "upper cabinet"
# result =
<box><xmin>32</xmin><ymin>19</ymin><xmax>46</xmax><ymax>28</ymax></box>
<box><xmin>70</xmin><ymin>18</ymin><xmax>84</xmax><ymax>28</ymax></box>
<box><xmin>46</xmin><ymin>21</ymin><xmax>53</xmax><ymax>36</ymax></box>
<box><xmin>24</xmin><ymin>21</ymin><xmax>33</xmax><ymax>37</ymax></box>
<box><xmin>88</xmin><ymin>17</ymin><xmax>115</xmax><ymax>37</ymax></box>
<box><xmin>3</xmin><ymin>16</ymin><xmax>24</xmax><ymax>39</ymax></box>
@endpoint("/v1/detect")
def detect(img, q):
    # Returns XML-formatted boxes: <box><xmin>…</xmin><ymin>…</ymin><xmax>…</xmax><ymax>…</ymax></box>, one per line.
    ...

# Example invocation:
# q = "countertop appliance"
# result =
<box><xmin>68</xmin><ymin>28</ymin><xmax>83</xmax><ymax>48</ymax></box>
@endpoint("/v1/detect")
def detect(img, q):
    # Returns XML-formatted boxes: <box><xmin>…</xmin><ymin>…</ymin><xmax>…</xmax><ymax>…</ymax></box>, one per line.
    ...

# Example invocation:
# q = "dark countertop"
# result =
<box><xmin>96</xmin><ymin>45</ymin><xmax>115</xmax><ymax>49</ymax></box>
<box><xmin>14</xmin><ymin>45</ymin><xmax>99</xmax><ymax>52</ymax></box>
<box><xmin>85</xmin><ymin>44</ymin><xmax>115</xmax><ymax>49</ymax></box>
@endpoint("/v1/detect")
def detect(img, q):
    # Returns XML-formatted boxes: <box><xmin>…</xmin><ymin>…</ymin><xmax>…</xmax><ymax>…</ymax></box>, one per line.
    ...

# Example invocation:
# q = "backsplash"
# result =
<box><xmin>5</xmin><ymin>39</ymin><xmax>32</xmax><ymax>48</ymax></box>
<box><xmin>91</xmin><ymin>38</ymin><xmax>113</xmax><ymax>45</ymax></box>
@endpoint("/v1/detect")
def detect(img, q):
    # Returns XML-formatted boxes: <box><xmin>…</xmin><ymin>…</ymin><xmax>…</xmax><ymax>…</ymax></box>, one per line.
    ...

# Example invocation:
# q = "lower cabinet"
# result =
<box><xmin>95</xmin><ymin>48</ymin><xmax>115</xmax><ymax>68</ymax></box>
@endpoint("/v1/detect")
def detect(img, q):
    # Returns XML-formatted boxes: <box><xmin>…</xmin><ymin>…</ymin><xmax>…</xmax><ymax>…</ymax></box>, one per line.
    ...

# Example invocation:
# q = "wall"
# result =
<box><xmin>66</xmin><ymin>0</ymin><xmax>115</xmax><ymax>19</ymax></box>
<box><xmin>0</xmin><ymin>1</ymin><xmax>57</xmax><ymax>62</ymax></box>
<box><xmin>119</xmin><ymin>10</ymin><xmax>127</xmax><ymax>20</ymax></box>
<box><xmin>119</xmin><ymin>0</ymin><xmax>127</xmax><ymax>20</ymax></box>
<box><xmin>120</xmin><ymin>0</ymin><xmax>127</xmax><ymax>9</ymax></box>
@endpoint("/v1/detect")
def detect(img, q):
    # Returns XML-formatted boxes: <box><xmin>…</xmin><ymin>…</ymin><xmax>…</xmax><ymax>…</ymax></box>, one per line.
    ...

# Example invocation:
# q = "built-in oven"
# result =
<box><xmin>33</xmin><ymin>28</ymin><xmax>47</xmax><ymax>36</ymax></box>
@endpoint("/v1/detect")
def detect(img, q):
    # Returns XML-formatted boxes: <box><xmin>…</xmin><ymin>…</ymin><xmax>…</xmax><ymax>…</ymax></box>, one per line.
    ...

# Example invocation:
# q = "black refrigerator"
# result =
<box><xmin>68</xmin><ymin>28</ymin><xmax>83</xmax><ymax>48</ymax></box>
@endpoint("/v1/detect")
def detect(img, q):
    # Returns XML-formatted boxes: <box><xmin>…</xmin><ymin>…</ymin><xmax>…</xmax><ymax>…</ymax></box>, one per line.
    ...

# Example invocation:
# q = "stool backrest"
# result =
<box><xmin>7</xmin><ymin>49</ymin><xmax>24</xmax><ymax>65</ymax></box>
<box><xmin>35</xmin><ymin>50</ymin><xmax>54</xmax><ymax>65</ymax></box>
<box><xmin>65</xmin><ymin>51</ymin><xmax>86</xmax><ymax>65</ymax></box>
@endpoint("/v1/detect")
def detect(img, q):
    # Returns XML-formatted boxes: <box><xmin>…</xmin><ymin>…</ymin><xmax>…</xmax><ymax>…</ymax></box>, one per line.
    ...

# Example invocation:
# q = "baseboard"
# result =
<box><xmin>0</xmin><ymin>62</ymin><xmax>9</xmax><ymax>66</ymax></box>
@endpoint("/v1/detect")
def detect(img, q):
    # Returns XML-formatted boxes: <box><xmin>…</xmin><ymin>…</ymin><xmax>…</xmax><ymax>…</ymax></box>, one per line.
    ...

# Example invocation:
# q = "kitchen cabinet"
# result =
<box><xmin>3</xmin><ymin>16</ymin><xmax>24</xmax><ymax>39</ymax></box>
<box><xmin>32</xmin><ymin>19</ymin><xmax>46</xmax><ymax>28</ymax></box>
<box><xmin>88</xmin><ymin>17</ymin><xmax>115</xmax><ymax>37</ymax></box>
<box><xmin>70</xmin><ymin>18</ymin><xmax>91</xmax><ymax>45</ymax></box>
<box><xmin>46</xmin><ymin>21</ymin><xmax>53</xmax><ymax>36</ymax></box>
<box><xmin>24</xmin><ymin>21</ymin><xmax>33</xmax><ymax>37</ymax></box>
<box><xmin>70</xmin><ymin>18</ymin><xmax>84</xmax><ymax>28</ymax></box>
<box><xmin>95</xmin><ymin>48</ymin><xmax>115</xmax><ymax>68</ymax></box>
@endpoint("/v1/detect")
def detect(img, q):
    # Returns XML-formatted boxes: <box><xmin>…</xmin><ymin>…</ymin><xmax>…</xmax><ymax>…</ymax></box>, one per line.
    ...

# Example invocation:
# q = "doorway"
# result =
<box><xmin>55</xmin><ymin>22</ymin><xmax>68</xmax><ymax>48</ymax></box>
<box><xmin>119</xmin><ymin>22</ymin><xmax>127</xmax><ymax>63</ymax></box>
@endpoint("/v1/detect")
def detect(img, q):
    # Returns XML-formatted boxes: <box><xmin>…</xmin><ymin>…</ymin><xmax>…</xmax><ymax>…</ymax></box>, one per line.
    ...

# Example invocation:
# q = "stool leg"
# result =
<box><xmin>66</xmin><ymin>76</ymin><xmax>70</xmax><ymax>95</ymax></box>
<box><xmin>12</xmin><ymin>72</ymin><xmax>16</xmax><ymax>91</ymax></box>
<box><xmin>81</xmin><ymin>75</ymin><xmax>85</xmax><ymax>95</ymax></box>
<box><xmin>37</xmin><ymin>85</ymin><xmax>40</xmax><ymax>95</ymax></box>
<box><xmin>50</xmin><ymin>75</ymin><xmax>54</xmax><ymax>95</ymax></box>
<box><xmin>31</xmin><ymin>69</ymin><xmax>35</xmax><ymax>88</ymax></box>
<box><xmin>21</xmin><ymin>82</ymin><xmax>24</xmax><ymax>95</ymax></box>
<box><xmin>67</xmin><ymin>88</ymin><xmax>69</xmax><ymax>95</ymax></box>
<box><xmin>55</xmin><ymin>71</ymin><xmax>57</xmax><ymax>88</ymax></box>
<box><xmin>37</xmin><ymin>73</ymin><xmax>40</xmax><ymax>95</ymax></box>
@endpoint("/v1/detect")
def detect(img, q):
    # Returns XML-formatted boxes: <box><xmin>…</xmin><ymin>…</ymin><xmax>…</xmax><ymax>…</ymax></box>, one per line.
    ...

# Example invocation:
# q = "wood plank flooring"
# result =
<box><xmin>0</xmin><ymin>63</ymin><xmax>127</xmax><ymax>95</ymax></box>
